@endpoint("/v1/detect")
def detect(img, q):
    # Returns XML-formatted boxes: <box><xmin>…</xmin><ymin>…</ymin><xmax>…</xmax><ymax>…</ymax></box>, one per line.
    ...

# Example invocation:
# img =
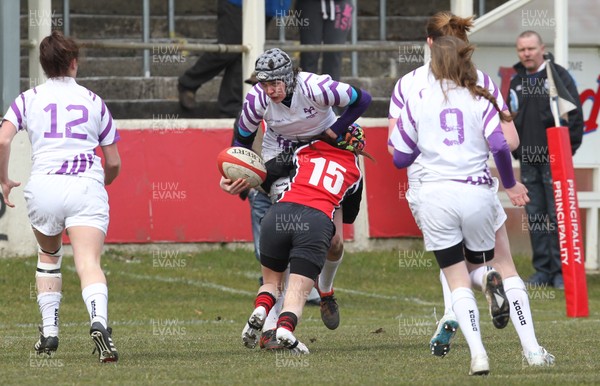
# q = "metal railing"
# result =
<box><xmin>50</xmin><ymin>0</ymin><xmax>404</xmax><ymax>77</ymax></box>
<box><xmin>32</xmin><ymin>0</ymin><xmax>493</xmax><ymax>78</ymax></box>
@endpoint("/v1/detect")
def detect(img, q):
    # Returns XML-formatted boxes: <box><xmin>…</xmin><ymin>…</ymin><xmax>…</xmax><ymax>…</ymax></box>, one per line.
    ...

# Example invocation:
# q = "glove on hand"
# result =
<box><xmin>336</xmin><ymin>123</ymin><xmax>365</xmax><ymax>151</ymax></box>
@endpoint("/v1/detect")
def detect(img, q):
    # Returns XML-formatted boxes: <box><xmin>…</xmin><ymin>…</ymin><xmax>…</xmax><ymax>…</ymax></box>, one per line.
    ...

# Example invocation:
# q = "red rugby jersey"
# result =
<box><xmin>278</xmin><ymin>141</ymin><xmax>363</xmax><ymax>219</ymax></box>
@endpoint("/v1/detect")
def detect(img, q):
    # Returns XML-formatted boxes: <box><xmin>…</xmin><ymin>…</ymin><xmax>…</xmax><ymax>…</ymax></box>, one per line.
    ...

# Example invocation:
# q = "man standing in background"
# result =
<box><xmin>507</xmin><ymin>30</ymin><xmax>584</xmax><ymax>289</ymax></box>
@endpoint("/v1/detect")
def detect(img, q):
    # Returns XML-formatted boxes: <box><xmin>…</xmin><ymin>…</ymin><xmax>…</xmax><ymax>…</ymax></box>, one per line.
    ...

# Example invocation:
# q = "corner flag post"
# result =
<box><xmin>546</xmin><ymin>58</ymin><xmax>589</xmax><ymax>317</ymax></box>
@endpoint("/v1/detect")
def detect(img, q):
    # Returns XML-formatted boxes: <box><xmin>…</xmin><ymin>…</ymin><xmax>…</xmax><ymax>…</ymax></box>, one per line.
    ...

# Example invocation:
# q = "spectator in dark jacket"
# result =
<box><xmin>507</xmin><ymin>30</ymin><xmax>584</xmax><ymax>289</ymax></box>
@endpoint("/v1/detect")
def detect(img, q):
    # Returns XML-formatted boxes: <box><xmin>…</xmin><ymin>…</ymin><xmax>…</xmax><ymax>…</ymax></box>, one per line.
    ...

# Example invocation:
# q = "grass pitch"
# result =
<box><xmin>1</xmin><ymin>246</ymin><xmax>599</xmax><ymax>385</ymax></box>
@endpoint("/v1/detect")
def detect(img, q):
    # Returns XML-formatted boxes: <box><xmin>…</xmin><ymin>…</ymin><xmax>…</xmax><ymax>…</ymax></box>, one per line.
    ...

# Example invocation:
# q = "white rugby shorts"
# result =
<box><xmin>416</xmin><ymin>181</ymin><xmax>497</xmax><ymax>252</ymax></box>
<box><xmin>407</xmin><ymin>178</ymin><xmax>507</xmax><ymax>232</ymax></box>
<box><xmin>24</xmin><ymin>174</ymin><xmax>109</xmax><ymax>235</ymax></box>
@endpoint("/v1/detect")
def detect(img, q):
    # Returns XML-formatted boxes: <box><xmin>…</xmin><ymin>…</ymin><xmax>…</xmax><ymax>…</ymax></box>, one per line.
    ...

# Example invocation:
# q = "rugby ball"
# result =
<box><xmin>217</xmin><ymin>147</ymin><xmax>267</xmax><ymax>188</ymax></box>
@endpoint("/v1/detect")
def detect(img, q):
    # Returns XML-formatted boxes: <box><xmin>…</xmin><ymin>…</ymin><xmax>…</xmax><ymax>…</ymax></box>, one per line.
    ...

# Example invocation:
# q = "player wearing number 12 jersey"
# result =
<box><xmin>0</xmin><ymin>31</ymin><xmax>120</xmax><ymax>363</ymax></box>
<box><xmin>241</xmin><ymin>137</ymin><xmax>363</xmax><ymax>353</ymax></box>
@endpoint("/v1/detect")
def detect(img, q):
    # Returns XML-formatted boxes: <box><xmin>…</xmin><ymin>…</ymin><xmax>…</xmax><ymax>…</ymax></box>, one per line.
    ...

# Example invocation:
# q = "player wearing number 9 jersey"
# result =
<box><xmin>388</xmin><ymin>11</ymin><xmax>554</xmax><ymax>369</ymax></box>
<box><xmin>390</xmin><ymin>36</ymin><xmax>529</xmax><ymax>375</ymax></box>
<box><xmin>241</xmin><ymin>138</ymin><xmax>362</xmax><ymax>353</ymax></box>
<box><xmin>0</xmin><ymin>31</ymin><xmax>120</xmax><ymax>362</ymax></box>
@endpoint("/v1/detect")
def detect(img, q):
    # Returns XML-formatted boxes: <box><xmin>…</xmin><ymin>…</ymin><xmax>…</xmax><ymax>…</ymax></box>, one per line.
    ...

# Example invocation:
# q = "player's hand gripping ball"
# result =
<box><xmin>217</xmin><ymin>147</ymin><xmax>267</xmax><ymax>188</ymax></box>
<box><xmin>336</xmin><ymin>123</ymin><xmax>365</xmax><ymax>152</ymax></box>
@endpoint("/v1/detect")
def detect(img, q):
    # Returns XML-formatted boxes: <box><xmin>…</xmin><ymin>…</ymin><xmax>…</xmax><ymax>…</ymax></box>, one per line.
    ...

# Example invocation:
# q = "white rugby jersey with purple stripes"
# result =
<box><xmin>389</xmin><ymin>78</ymin><xmax>502</xmax><ymax>185</ymax></box>
<box><xmin>238</xmin><ymin>72</ymin><xmax>354</xmax><ymax>162</ymax></box>
<box><xmin>388</xmin><ymin>62</ymin><xmax>508</xmax><ymax>183</ymax></box>
<box><xmin>3</xmin><ymin>77</ymin><xmax>120</xmax><ymax>184</ymax></box>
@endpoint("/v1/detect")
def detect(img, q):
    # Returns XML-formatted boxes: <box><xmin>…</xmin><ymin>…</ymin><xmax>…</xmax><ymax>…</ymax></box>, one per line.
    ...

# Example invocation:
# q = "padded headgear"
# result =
<box><xmin>255</xmin><ymin>48</ymin><xmax>295</xmax><ymax>93</ymax></box>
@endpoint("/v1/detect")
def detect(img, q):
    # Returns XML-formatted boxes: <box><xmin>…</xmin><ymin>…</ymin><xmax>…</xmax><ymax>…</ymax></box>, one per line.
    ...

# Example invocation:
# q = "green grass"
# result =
<box><xmin>1</xmin><ymin>246</ymin><xmax>599</xmax><ymax>385</ymax></box>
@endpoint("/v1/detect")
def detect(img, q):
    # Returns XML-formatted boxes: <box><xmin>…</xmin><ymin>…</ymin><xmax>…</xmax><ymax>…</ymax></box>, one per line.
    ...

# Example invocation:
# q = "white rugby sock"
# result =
<box><xmin>504</xmin><ymin>276</ymin><xmax>540</xmax><ymax>355</ymax></box>
<box><xmin>82</xmin><ymin>283</ymin><xmax>109</xmax><ymax>328</ymax></box>
<box><xmin>318</xmin><ymin>252</ymin><xmax>343</xmax><ymax>294</ymax></box>
<box><xmin>452</xmin><ymin>287</ymin><xmax>486</xmax><ymax>358</ymax></box>
<box><xmin>439</xmin><ymin>270</ymin><xmax>454</xmax><ymax>317</ymax></box>
<box><xmin>263</xmin><ymin>293</ymin><xmax>283</xmax><ymax>331</ymax></box>
<box><xmin>469</xmin><ymin>266</ymin><xmax>488</xmax><ymax>292</ymax></box>
<box><xmin>37</xmin><ymin>292</ymin><xmax>62</xmax><ymax>337</ymax></box>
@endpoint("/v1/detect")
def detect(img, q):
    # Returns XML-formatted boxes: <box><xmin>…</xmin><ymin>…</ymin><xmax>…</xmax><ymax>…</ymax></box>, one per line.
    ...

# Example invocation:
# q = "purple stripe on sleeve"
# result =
<box><xmin>398</xmin><ymin>124</ymin><xmax>417</xmax><ymax>150</ymax></box>
<box><xmin>33</xmin><ymin>87</ymin><xmax>37</xmax><ymax>94</ymax></box>
<box><xmin>482</xmin><ymin>72</ymin><xmax>490</xmax><ymax>90</ymax></box>
<box><xmin>252</xmin><ymin>87</ymin><xmax>266</xmax><ymax>110</ymax></box>
<box><xmin>10</xmin><ymin>101</ymin><xmax>23</xmax><ymax>129</ymax></box>
<box><xmin>329</xmin><ymin>89</ymin><xmax>372</xmax><ymax>136</ymax></box>
<box><xmin>398</xmin><ymin>83</ymin><xmax>406</xmax><ymax>106</ymax></box>
<box><xmin>20</xmin><ymin>93</ymin><xmax>26</xmax><ymax>119</ymax></box>
<box><xmin>238</xmin><ymin>119</ymin><xmax>251</xmax><ymax>134</ymax></box>
<box><xmin>112</xmin><ymin>130</ymin><xmax>121</xmax><ymax>144</ymax></box>
<box><xmin>101</xmin><ymin>101</ymin><xmax>106</xmax><ymax>119</ymax></box>
<box><xmin>98</xmin><ymin>113</ymin><xmax>114</xmax><ymax>142</ymax></box>
<box><xmin>390</xmin><ymin>93</ymin><xmax>403</xmax><ymax>111</ymax></box>
<box><xmin>246</xmin><ymin>94</ymin><xmax>261</xmax><ymax>121</ymax></box>
<box><xmin>242</xmin><ymin>105</ymin><xmax>260</xmax><ymax>128</ymax></box>
<box><xmin>303</xmin><ymin>76</ymin><xmax>316</xmax><ymax>101</ymax></box>
<box><xmin>491</xmin><ymin>83</ymin><xmax>499</xmax><ymax>100</ymax></box>
<box><xmin>405</xmin><ymin>101</ymin><xmax>416</xmax><ymax>129</ymax></box>
<box><xmin>329</xmin><ymin>81</ymin><xmax>341</xmax><ymax>105</ymax></box>
<box><xmin>481</xmin><ymin>102</ymin><xmax>492</xmax><ymax>121</ymax></box>
<box><xmin>483</xmin><ymin>104</ymin><xmax>497</xmax><ymax>130</ymax></box>
<box><xmin>88</xmin><ymin>90</ymin><xmax>97</xmax><ymax>101</ymax></box>
<box><xmin>317</xmin><ymin>78</ymin><xmax>330</xmax><ymax>105</ymax></box>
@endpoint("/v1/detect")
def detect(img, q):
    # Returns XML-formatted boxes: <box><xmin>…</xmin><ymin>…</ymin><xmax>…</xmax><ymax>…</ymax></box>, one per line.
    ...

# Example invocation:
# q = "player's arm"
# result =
<box><xmin>0</xmin><ymin>120</ymin><xmax>21</xmax><ymax>207</ymax></box>
<box><xmin>260</xmin><ymin>147</ymin><xmax>295</xmax><ymax>193</ymax></box>
<box><xmin>486</xmin><ymin>119</ymin><xmax>529</xmax><ymax>207</ymax></box>
<box><xmin>233</xmin><ymin>85</ymin><xmax>265</xmax><ymax>149</ymax></box>
<box><xmin>101</xmin><ymin>143</ymin><xmax>121</xmax><ymax>186</ymax></box>
<box><xmin>390</xmin><ymin>109</ymin><xmax>420</xmax><ymax>169</ymax></box>
<box><xmin>500</xmin><ymin>117</ymin><xmax>519</xmax><ymax>151</ymax></box>
<box><xmin>326</xmin><ymin>86</ymin><xmax>372</xmax><ymax>139</ymax></box>
<box><xmin>387</xmin><ymin>78</ymin><xmax>405</xmax><ymax>155</ymax></box>
<box><xmin>482</xmin><ymin>71</ymin><xmax>520</xmax><ymax>151</ymax></box>
<box><xmin>341</xmin><ymin>180</ymin><xmax>363</xmax><ymax>224</ymax></box>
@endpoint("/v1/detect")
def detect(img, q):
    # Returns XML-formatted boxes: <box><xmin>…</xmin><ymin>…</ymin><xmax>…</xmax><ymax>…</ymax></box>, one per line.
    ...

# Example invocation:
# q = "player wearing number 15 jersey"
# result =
<box><xmin>241</xmin><ymin>135</ymin><xmax>363</xmax><ymax>353</ymax></box>
<box><xmin>0</xmin><ymin>31</ymin><xmax>120</xmax><ymax>363</ymax></box>
<box><xmin>224</xmin><ymin>48</ymin><xmax>371</xmax><ymax>332</ymax></box>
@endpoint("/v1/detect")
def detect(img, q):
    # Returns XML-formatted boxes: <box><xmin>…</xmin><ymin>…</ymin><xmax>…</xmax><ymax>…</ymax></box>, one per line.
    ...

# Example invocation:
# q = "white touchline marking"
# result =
<box><xmin>22</xmin><ymin>260</ymin><xmax>449</xmax><ymax>305</ymax></box>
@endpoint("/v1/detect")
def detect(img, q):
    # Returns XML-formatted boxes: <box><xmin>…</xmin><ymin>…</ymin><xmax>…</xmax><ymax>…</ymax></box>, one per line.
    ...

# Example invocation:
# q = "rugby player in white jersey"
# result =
<box><xmin>219</xmin><ymin>48</ymin><xmax>370</xmax><ymax>343</ymax></box>
<box><xmin>0</xmin><ymin>31</ymin><xmax>121</xmax><ymax>363</ymax></box>
<box><xmin>388</xmin><ymin>11</ymin><xmax>555</xmax><ymax>368</ymax></box>
<box><xmin>390</xmin><ymin>35</ymin><xmax>528</xmax><ymax>375</ymax></box>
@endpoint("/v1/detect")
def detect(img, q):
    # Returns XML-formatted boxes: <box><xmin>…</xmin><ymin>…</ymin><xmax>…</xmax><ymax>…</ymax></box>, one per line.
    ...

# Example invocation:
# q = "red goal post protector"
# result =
<box><xmin>547</xmin><ymin>126</ymin><xmax>589</xmax><ymax>317</ymax></box>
